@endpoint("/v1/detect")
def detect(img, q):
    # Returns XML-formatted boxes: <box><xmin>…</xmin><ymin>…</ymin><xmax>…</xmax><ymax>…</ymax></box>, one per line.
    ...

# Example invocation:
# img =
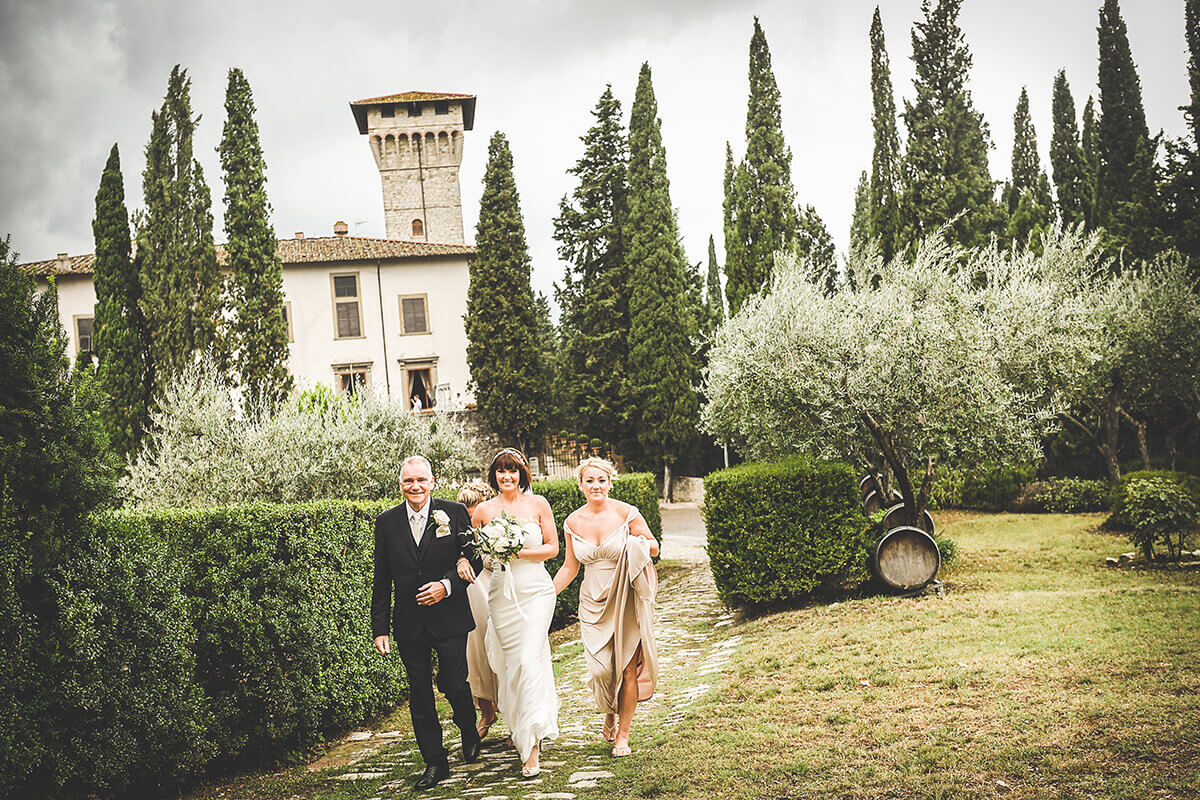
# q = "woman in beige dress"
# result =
<box><xmin>552</xmin><ymin>457</ymin><xmax>658</xmax><ymax>757</ymax></box>
<box><xmin>456</xmin><ymin>481</ymin><xmax>500</xmax><ymax>740</ymax></box>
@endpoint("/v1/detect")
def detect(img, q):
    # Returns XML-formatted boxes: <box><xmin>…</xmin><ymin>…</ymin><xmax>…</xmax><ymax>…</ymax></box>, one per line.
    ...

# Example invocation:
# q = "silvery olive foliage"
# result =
<box><xmin>122</xmin><ymin>360</ymin><xmax>479</xmax><ymax>507</ymax></box>
<box><xmin>701</xmin><ymin>225</ymin><xmax>1108</xmax><ymax>517</ymax></box>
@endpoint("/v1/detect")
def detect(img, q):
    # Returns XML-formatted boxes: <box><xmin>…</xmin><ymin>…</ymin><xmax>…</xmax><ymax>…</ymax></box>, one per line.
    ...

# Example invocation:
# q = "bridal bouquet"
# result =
<box><xmin>471</xmin><ymin>511</ymin><xmax>526</xmax><ymax>570</ymax></box>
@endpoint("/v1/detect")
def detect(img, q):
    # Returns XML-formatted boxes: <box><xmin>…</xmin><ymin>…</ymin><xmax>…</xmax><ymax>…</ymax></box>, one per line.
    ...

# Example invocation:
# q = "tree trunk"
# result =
<box><xmin>861</xmin><ymin>411</ymin><xmax>917</xmax><ymax>525</ymax></box>
<box><xmin>663</xmin><ymin>459</ymin><xmax>673</xmax><ymax>502</ymax></box>
<box><xmin>1100</xmin><ymin>394</ymin><xmax>1122</xmax><ymax>485</ymax></box>
<box><xmin>1119</xmin><ymin>408</ymin><xmax>1150</xmax><ymax>471</ymax></box>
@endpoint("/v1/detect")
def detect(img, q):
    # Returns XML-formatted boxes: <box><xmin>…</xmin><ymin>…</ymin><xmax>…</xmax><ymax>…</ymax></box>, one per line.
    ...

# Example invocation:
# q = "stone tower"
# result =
<box><xmin>350</xmin><ymin>91</ymin><xmax>476</xmax><ymax>244</ymax></box>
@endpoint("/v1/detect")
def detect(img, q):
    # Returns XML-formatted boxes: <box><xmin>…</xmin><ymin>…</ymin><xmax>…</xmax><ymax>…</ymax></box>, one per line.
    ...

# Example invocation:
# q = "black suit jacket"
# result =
<box><xmin>371</xmin><ymin>497</ymin><xmax>483</xmax><ymax>644</ymax></box>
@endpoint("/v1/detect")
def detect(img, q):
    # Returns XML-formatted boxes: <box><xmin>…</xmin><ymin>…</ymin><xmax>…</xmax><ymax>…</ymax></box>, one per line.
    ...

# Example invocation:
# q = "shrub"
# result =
<box><xmin>1108</xmin><ymin>470</ymin><xmax>1200</xmax><ymax>529</ymax></box>
<box><xmin>77</xmin><ymin>500</ymin><xmax>405</xmax><ymax>793</ymax></box>
<box><xmin>957</xmin><ymin>463</ymin><xmax>1036</xmax><ymax>511</ymax></box>
<box><xmin>530</xmin><ymin>473</ymin><xmax>660</xmax><ymax>625</ymax></box>
<box><xmin>122</xmin><ymin>361</ymin><xmax>479</xmax><ymax>507</ymax></box>
<box><xmin>1111</xmin><ymin>475</ymin><xmax>1200</xmax><ymax>559</ymax></box>
<box><xmin>703</xmin><ymin>458</ymin><xmax>869</xmax><ymax>607</ymax></box>
<box><xmin>928</xmin><ymin>466</ymin><xmax>965</xmax><ymax>510</ymax></box>
<box><xmin>1014</xmin><ymin>478</ymin><xmax>1111</xmax><ymax>513</ymax></box>
<box><xmin>2</xmin><ymin>516</ymin><xmax>210</xmax><ymax>800</ymax></box>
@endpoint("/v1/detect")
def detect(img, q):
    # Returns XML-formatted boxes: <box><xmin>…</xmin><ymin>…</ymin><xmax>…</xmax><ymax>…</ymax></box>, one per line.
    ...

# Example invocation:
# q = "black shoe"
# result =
<box><xmin>414</xmin><ymin>762</ymin><xmax>449</xmax><ymax>790</ymax></box>
<box><xmin>462</xmin><ymin>734</ymin><xmax>482</xmax><ymax>763</ymax></box>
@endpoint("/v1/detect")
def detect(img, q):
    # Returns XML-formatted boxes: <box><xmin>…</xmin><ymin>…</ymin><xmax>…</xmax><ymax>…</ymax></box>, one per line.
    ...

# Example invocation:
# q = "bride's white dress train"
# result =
<box><xmin>484</xmin><ymin>520</ymin><xmax>560</xmax><ymax>760</ymax></box>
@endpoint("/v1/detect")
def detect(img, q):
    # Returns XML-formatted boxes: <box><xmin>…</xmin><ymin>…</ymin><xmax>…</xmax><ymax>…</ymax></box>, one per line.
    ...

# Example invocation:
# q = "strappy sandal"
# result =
<box><xmin>601</xmin><ymin>717</ymin><xmax>617</xmax><ymax>742</ymax></box>
<box><xmin>612</xmin><ymin>743</ymin><xmax>632</xmax><ymax>757</ymax></box>
<box><xmin>477</xmin><ymin>715</ymin><xmax>496</xmax><ymax>740</ymax></box>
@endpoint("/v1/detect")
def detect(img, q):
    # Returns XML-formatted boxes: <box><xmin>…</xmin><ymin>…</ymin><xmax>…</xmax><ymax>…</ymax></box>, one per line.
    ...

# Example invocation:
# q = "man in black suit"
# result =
<box><xmin>372</xmin><ymin>455</ymin><xmax>484</xmax><ymax>790</ymax></box>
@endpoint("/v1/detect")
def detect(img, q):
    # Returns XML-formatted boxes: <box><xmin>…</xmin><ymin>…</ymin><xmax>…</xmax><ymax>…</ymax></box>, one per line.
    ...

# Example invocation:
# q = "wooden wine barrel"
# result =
<box><xmin>859</xmin><ymin>475</ymin><xmax>880</xmax><ymax>500</ymax></box>
<box><xmin>880</xmin><ymin>502</ymin><xmax>936</xmax><ymax>534</ymax></box>
<box><xmin>862</xmin><ymin>489</ymin><xmax>903</xmax><ymax>515</ymax></box>
<box><xmin>872</xmin><ymin>526</ymin><xmax>941</xmax><ymax>591</ymax></box>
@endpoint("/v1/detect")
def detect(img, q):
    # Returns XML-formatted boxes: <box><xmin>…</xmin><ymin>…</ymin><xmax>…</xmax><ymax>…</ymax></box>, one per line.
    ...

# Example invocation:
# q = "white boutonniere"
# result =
<box><xmin>433</xmin><ymin>509</ymin><xmax>452</xmax><ymax>538</ymax></box>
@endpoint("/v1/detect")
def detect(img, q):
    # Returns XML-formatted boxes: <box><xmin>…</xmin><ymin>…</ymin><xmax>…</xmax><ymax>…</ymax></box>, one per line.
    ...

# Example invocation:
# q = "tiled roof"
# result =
<box><xmin>277</xmin><ymin>235</ymin><xmax>475</xmax><ymax>263</ymax></box>
<box><xmin>351</xmin><ymin>91</ymin><xmax>474</xmax><ymax>105</ymax></box>
<box><xmin>21</xmin><ymin>236</ymin><xmax>475</xmax><ymax>277</ymax></box>
<box><xmin>21</xmin><ymin>253</ymin><xmax>96</xmax><ymax>277</ymax></box>
<box><xmin>349</xmin><ymin>90</ymin><xmax>476</xmax><ymax>133</ymax></box>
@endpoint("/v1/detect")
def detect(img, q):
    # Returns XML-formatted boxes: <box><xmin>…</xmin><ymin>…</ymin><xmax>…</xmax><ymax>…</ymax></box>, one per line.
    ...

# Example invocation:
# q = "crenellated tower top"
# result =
<box><xmin>350</xmin><ymin>91</ymin><xmax>477</xmax><ymax>244</ymax></box>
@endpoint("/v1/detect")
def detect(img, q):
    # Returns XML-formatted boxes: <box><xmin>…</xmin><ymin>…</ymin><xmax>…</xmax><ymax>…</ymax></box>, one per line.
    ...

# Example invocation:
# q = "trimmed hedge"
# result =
<box><xmin>703</xmin><ymin>459</ymin><xmax>869</xmax><ymax>607</ymax></box>
<box><xmin>6</xmin><ymin>474</ymin><xmax>659</xmax><ymax>798</ymax></box>
<box><xmin>95</xmin><ymin>501</ymin><xmax>404</xmax><ymax>783</ymax></box>
<box><xmin>928</xmin><ymin>463</ymin><xmax>1036</xmax><ymax>511</ymax></box>
<box><xmin>1014</xmin><ymin>477</ymin><xmax>1111</xmax><ymax>513</ymax></box>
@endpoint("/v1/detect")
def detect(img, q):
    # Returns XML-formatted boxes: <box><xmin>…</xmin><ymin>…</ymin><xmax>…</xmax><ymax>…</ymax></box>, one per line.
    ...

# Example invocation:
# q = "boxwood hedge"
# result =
<box><xmin>703</xmin><ymin>458</ymin><xmax>869</xmax><ymax>607</ymax></box>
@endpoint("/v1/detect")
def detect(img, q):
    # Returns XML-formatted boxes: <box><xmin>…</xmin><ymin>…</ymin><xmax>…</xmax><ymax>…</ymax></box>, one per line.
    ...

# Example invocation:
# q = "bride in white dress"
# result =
<box><xmin>458</xmin><ymin>448</ymin><xmax>559</xmax><ymax>777</ymax></box>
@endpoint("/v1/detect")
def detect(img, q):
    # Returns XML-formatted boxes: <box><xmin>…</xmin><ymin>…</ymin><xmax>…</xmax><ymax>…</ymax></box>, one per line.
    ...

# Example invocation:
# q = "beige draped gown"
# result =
<box><xmin>465</xmin><ymin>566</ymin><xmax>498</xmax><ymax>705</ymax></box>
<box><xmin>566</xmin><ymin>509</ymin><xmax>658</xmax><ymax>713</ymax></box>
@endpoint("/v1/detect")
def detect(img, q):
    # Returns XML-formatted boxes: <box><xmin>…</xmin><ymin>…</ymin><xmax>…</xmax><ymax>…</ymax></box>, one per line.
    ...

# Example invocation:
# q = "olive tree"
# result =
<box><xmin>123</xmin><ymin>360</ymin><xmax>479</xmax><ymax>507</ymax></box>
<box><xmin>701</xmin><ymin>227</ymin><xmax>1106</xmax><ymax>524</ymax></box>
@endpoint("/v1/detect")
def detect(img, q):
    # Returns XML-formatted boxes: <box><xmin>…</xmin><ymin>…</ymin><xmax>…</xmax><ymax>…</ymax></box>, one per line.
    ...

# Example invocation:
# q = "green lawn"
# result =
<box><xmin>585</xmin><ymin>512</ymin><xmax>1200</xmax><ymax>800</ymax></box>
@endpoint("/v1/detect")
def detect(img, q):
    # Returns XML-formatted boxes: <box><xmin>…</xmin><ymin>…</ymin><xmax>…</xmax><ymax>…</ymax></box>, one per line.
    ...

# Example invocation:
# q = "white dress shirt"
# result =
<box><xmin>407</xmin><ymin>499</ymin><xmax>452</xmax><ymax>596</ymax></box>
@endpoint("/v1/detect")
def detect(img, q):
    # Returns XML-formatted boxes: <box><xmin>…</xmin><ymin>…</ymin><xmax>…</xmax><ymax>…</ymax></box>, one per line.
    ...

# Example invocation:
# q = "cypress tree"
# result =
<box><xmin>1095</xmin><ymin>0</ymin><xmax>1160</xmax><ymax>260</ymax></box>
<box><xmin>1162</xmin><ymin>0</ymin><xmax>1200</xmax><ymax>268</ymax></box>
<box><xmin>705</xmin><ymin>234</ymin><xmax>724</xmax><ymax>331</ymax></box>
<box><xmin>869</xmin><ymin>6</ymin><xmax>903</xmax><ymax>261</ymax></box>
<box><xmin>900</xmin><ymin>0</ymin><xmax>1003</xmax><ymax>250</ymax></box>
<box><xmin>721</xmin><ymin>143</ymin><xmax>747</xmax><ymax>314</ymax></box>
<box><xmin>0</xmin><ymin>235</ymin><xmax>119</xmax><ymax>795</ymax></box>
<box><xmin>625</xmin><ymin>63</ymin><xmax>700</xmax><ymax>496</ymax></box>
<box><xmin>1082</xmin><ymin>95</ymin><xmax>1100</xmax><ymax>225</ymax></box>
<box><xmin>794</xmin><ymin>205</ymin><xmax>839</xmax><ymax>294</ymax></box>
<box><xmin>466</xmin><ymin>132</ymin><xmax>548</xmax><ymax>453</ymax></box>
<box><xmin>91</xmin><ymin>144</ymin><xmax>149</xmax><ymax>456</ymax></box>
<box><xmin>219</xmin><ymin>68</ymin><xmax>291</xmax><ymax>409</ymax></box>
<box><xmin>726</xmin><ymin>17</ymin><xmax>797</xmax><ymax>315</ymax></box>
<box><xmin>1050</xmin><ymin>70</ymin><xmax>1093</xmax><ymax>229</ymax></box>
<box><xmin>1005</xmin><ymin>87</ymin><xmax>1053</xmax><ymax>248</ymax></box>
<box><xmin>136</xmin><ymin>65</ymin><xmax>222</xmax><ymax>398</ymax></box>
<box><xmin>849</xmin><ymin>169</ymin><xmax>872</xmax><ymax>259</ymax></box>
<box><xmin>552</xmin><ymin>86</ymin><xmax>630</xmax><ymax>449</ymax></box>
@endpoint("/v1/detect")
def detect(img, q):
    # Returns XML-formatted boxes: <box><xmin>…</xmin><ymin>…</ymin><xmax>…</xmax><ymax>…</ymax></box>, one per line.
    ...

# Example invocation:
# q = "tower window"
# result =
<box><xmin>407</xmin><ymin>102</ymin><xmax>421</xmax><ymax>117</ymax></box>
<box><xmin>412</xmin><ymin>218</ymin><xmax>424</xmax><ymax>237</ymax></box>
<box><xmin>434</xmin><ymin>101</ymin><xmax>449</xmax><ymax>115</ymax></box>
<box><xmin>380</xmin><ymin>105</ymin><xmax>395</xmax><ymax>118</ymax></box>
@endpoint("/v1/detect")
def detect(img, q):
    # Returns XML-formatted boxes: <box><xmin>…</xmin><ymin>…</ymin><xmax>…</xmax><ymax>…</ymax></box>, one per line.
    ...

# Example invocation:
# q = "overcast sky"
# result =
<box><xmin>0</xmin><ymin>0</ymin><xmax>1190</xmax><ymax>307</ymax></box>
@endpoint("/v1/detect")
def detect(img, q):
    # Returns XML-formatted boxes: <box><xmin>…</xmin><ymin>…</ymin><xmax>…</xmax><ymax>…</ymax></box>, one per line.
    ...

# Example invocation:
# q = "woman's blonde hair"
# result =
<box><xmin>456</xmin><ymin>480</ymin><xmax>494</xmax><ymax>508</ymax></box>
<box><xmin>575</xmin><ymin>456</ymin><xmax>617</xmax><ymax>481</ymax></box>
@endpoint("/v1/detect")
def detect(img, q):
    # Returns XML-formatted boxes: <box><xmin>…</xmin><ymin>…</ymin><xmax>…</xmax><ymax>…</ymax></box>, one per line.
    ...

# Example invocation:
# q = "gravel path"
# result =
<box><xmin>307</xmin><ymin>501</ymin><xmax>736</xmax><ymax>799</ymax></box>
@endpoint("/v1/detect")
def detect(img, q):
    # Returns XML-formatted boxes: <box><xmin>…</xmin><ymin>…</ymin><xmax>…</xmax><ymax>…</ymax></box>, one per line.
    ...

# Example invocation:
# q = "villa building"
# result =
<box><xmin>23</xmin><ymin>90</ymin><xmax>478</xmax><ymax>409</ymax></box>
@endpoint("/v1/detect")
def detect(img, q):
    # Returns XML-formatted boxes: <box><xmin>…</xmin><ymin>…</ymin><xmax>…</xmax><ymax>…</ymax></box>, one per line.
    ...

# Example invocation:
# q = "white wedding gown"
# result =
<box><xmin>484</xmin><ymin>519</ymin><xmax>560</xmax><ymax>760</ymax></box>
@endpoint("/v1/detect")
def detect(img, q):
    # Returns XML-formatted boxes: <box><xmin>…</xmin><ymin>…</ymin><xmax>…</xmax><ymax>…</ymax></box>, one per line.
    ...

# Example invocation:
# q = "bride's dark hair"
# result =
<box><xmin>488</xmin><ymin>448</ymin><xmax>532</xmax><ymax>492</ymax></box>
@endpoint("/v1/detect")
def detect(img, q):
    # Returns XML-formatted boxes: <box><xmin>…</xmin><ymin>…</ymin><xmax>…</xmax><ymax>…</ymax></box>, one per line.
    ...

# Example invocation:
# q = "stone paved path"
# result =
<box><xmin>309</xmin><ymin>502</ymin><xmax>735</xmax><ymax>799</ymax></box>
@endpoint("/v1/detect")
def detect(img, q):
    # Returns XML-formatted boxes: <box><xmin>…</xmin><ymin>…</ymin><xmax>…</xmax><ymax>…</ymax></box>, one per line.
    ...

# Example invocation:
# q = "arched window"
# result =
<box><xmin>412</xmin><ymin>218</ymin><xmax>424</xmax><ymax>237</ymax></box>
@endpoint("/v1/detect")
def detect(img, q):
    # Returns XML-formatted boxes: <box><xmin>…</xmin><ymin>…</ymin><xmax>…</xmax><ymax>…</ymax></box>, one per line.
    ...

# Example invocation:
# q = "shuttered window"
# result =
<box><xmin>400</xmin><ymin>295</ymin><xmax>429</xmax><ymax>334</ymax></box>
<box><xmin>331</xmin><ymin>274</ymin><xmax>363</xmax><ymax>339</ymax></box>
<box><xmin>76</xmin><ymin>317</ymin><xmax>94</xmax><ymax>353</ymax></box>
